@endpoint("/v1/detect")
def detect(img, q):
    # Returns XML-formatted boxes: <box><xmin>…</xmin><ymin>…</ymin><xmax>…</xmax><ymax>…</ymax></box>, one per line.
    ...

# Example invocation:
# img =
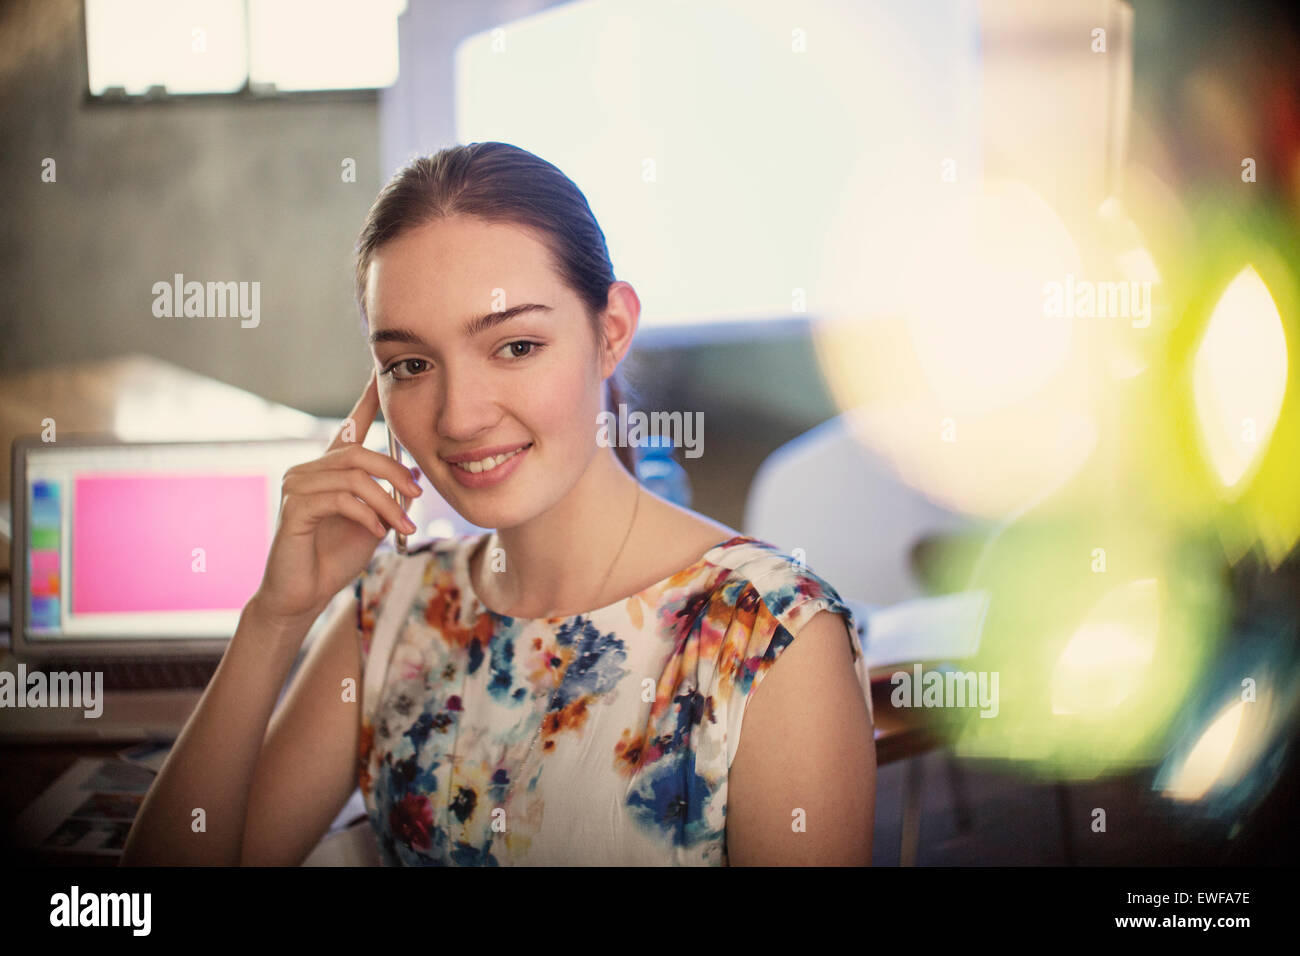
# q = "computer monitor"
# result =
<box><xmin>10</xmin><ymin>435</ymin><xmax>324</xmax><ymax>661</ymax></box>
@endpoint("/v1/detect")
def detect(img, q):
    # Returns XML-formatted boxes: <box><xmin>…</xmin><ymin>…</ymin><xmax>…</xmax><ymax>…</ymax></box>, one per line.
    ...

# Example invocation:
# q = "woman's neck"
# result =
<box><xmin>470</xmin><ymin>447</ymin><xmax>643</xmax><ymax>619</ymax></box>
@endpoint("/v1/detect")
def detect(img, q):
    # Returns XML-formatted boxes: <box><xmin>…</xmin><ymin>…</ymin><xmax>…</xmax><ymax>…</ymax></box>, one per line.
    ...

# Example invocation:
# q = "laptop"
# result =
<box><xmin>3</xmin><ymin>433</ymin><xmax>328</xmax><ymax>743</ymax></box>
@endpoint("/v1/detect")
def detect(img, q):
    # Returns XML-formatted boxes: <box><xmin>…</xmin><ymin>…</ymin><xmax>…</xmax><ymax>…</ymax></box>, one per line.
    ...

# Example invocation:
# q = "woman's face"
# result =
<box><xmin>365</xmin><ymin>214</ymin><xmax>608</xmax><ymax>531</ymax></box>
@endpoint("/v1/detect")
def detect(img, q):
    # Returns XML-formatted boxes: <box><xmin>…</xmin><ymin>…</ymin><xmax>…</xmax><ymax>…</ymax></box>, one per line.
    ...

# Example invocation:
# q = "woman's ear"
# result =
<box><xmin>599</xmin><ymin>281</ymin><xmax>640</xmax><ymax>377</ymax></box>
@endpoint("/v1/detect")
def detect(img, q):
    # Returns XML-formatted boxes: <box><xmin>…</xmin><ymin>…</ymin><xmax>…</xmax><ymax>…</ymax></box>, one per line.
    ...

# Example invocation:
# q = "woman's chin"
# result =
<box><xmin>445</xmin><ymin>498</ymin><xmax>530</xmax><ymax>533</ymax></box>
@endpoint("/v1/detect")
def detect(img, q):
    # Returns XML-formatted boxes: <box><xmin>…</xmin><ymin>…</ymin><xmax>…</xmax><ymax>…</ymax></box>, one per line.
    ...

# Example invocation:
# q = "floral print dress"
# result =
<box><xmin>352</xmin><ymin>533</ymin><xmax>873</xmax><ymax>865</ymax></box>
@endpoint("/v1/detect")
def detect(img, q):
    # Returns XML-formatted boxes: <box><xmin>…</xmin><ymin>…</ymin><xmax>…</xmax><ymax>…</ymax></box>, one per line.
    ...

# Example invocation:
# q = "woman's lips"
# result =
<box><xmin>445</xmin><ymin>442</ymin><xmax>532</xmax><ymax>488</ymax></box>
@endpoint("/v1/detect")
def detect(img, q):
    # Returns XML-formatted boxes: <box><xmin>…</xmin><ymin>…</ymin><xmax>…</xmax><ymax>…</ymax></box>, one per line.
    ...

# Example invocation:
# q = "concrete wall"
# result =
<box><xmin>0</xmin><ymin>0</ymin><xmax>383</xmax><ymax>416</ymax></box>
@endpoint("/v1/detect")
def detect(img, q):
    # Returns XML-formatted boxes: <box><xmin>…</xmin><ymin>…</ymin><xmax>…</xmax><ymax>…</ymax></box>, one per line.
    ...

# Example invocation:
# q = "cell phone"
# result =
<box><xmin>387</xmin><ymin>423</ymin><xmax>409</xmax><ymax>554</ymax></box>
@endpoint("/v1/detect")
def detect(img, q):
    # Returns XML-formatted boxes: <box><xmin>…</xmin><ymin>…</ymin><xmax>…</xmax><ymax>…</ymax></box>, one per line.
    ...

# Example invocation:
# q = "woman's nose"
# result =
<box><xmin>435</xmin><ymin>369</ymin><xmax>500</xmax><ymax>440</ymax></box>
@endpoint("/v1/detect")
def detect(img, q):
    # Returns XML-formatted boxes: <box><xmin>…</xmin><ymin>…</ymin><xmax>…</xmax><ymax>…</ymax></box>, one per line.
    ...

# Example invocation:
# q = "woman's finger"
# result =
<box><xmin>283</xmin><ymin>467</ymin><xmax>415</xmax><ymax>534</ymax></box>
<box><xmin>327</xmin><ymin>369</ymin><xmax>380</xmax><ymax>453</ymax></box>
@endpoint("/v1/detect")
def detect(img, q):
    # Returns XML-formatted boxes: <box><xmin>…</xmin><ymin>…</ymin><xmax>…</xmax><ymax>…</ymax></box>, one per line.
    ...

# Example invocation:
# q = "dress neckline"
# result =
<box><xmin>451</xmin><ymin>531</ymin><xmax>759</xmax><ymax>623</ymax></box>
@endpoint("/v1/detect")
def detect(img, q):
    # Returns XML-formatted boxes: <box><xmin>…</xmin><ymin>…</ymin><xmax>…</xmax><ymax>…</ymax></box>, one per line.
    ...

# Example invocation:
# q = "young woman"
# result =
<box><xmin>122</xmin><ymin>142</ymin><xmax>875</xmax><ymax>867</ymax></box>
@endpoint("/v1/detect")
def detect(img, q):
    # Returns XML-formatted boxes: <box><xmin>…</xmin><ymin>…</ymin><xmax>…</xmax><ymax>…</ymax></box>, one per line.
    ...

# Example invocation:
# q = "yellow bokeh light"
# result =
<box><xmin>1192</xmin><ymin>265</ymin><xmax>1289</xmax><ymax>491</ymax></box>
<box><xmin>1050</xmin><ymin>578</ymin><xmax>1161</xmax><ymax>717</ymax></box>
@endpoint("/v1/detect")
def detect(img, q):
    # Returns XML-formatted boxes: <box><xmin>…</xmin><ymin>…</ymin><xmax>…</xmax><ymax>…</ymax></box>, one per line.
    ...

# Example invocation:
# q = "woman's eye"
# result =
<box><xmin>384</xmin><ymin>358</ymin><xmax>429</xmax><ymax>381</ymax></box>
<box><xmin>498</xmin><ymin>340</ymin><xmax>542</xmax><ymax>360</ymax></box>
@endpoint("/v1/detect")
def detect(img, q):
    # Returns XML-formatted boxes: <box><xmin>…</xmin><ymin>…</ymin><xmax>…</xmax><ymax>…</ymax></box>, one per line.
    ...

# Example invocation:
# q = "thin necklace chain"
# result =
<box><xmin>447</xmin><ymin>480</ymin><xmax>643</xmax><ymax>848</ymax></box>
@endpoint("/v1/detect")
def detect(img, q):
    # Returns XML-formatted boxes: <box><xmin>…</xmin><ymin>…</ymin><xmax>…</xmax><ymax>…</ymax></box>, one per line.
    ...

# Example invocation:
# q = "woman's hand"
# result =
<box><xmin>249</xmin><ymin>370</ymin><xmax>422</xmax><ymax>629</ymax></box>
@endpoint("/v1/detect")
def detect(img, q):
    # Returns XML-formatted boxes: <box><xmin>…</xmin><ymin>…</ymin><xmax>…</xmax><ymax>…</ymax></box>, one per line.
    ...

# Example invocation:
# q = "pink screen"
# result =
<box><xmin>71</xmin><ymin>473</ymin><xmax>269</xmax><ymax>613</ymax></box>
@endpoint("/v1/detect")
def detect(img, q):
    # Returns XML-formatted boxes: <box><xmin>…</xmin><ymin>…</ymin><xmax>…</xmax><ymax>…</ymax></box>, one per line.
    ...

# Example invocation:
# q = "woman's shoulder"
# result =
<box><xmin>701</xmin><ymin>535</ymin><xmax>856</xmax><ymax>632</ymax></box>
<box><xmin>645</xmin><ymin>500</ymin><xmax>857</xmax><ymax>642</ymax></box>
<box><xmin>658</xmin><ymin>532</ymin><xmax>871</xmax><ymax>774</ymax></box>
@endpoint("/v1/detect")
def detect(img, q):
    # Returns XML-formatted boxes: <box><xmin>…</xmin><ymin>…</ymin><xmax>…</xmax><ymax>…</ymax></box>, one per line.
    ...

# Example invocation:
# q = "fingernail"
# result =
<box><xmin>402</xmin><ymin>516</ymin><xmax>416</xmax><ymax>533</ymax></box>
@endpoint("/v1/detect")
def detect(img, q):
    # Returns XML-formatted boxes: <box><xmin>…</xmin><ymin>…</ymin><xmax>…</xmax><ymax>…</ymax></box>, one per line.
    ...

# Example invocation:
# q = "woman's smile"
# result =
<box><xmin>442</xmin><ymin>441</ymin><xmax>533</xmax><ymax>487</ymax></box>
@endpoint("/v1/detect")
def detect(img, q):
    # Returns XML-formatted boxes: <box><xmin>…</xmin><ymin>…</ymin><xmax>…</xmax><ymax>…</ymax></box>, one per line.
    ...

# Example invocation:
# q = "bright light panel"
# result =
<box><xmin>86</xmin><ymin>0</ymin><xmax>248</xmax><ymax>95</ymax></box>
<box><xmin>248</xmin><ymin>0</ymin><xmax>405</xmax><ymax>91</ymax></box>
<box><xmin>453</xmin><ymin>0</ymin><xmax>981</xmax><ymax>328</ymax></box>
<box><xmin>85</xmin><ymin>0</ymin><xmax>406</xmax><ymax>95</ymax></box>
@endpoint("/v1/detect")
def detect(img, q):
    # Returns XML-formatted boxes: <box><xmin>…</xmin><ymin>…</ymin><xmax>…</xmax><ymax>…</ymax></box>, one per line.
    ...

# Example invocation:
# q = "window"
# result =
<box><xmin>85</xmin><ymin>0</ymin><xmax>406</xmax><ymax>97</ymax></box>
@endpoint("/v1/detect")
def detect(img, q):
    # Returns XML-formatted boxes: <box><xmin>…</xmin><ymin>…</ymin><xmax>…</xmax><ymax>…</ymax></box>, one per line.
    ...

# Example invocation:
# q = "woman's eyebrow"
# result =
<box><xmin>462</xmin><ymin>302</ymin><xmax>553</xmax><ymax>337</ymax></box>
<box><xmin>369</xmin><ymin>303</ymin><xmax>553</xmax><ymax>346</ymax></box>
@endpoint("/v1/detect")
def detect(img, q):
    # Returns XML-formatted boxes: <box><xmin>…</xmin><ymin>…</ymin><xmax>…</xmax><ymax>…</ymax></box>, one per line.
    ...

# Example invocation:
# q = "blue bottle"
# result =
<box><xmin>636</xmin><ymin>435</ymin><xmax>692</xmax><ymax>507</ymax></box>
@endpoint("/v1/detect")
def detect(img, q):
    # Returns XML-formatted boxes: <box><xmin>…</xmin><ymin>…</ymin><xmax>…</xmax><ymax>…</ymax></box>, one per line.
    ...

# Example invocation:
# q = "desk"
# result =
<box><xmin>0</xmin><ymin>742</ymin><xmax>130</xmax><ymax>866</ymax></box>
<box><xmin>870</xmin><ymin>676</ymin><xmax>947</xmax><ymax>765</ymax></box>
